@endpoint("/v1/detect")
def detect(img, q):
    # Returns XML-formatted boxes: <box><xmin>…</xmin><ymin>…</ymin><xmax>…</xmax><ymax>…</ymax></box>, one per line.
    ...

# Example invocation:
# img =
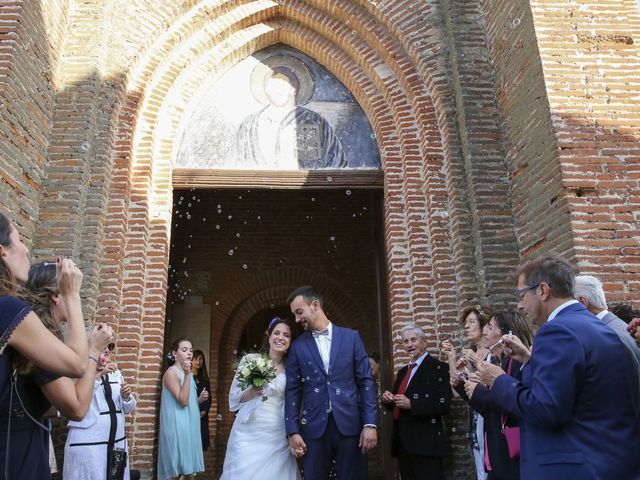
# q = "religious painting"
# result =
<box><xmin>176</xmin><ymin>44</ymin><xmax>381</xmax><ymax>170</ymax></box>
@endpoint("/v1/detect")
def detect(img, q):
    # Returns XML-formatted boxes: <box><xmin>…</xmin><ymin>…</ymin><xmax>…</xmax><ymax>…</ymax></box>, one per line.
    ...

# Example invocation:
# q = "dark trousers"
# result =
<box><xmin>397</xmin><ymin>452</ymin><xmax>444</xmax><ymax>480</ymax></box>
<box><xmin>302</xmin><ymin>413</ymin><xmax>367</xmax><ymax>480</ymax></box>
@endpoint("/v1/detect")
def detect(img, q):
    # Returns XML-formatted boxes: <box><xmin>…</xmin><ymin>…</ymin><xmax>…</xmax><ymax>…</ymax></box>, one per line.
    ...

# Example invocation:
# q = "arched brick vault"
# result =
<box><xmin>91</xmin><ymin>0</ymin><xmax>502</xmax><ymax>472</ymax></box>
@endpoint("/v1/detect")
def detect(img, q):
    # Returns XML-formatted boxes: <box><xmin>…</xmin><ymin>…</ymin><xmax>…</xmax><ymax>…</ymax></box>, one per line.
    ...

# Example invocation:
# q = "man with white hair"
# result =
<box><xmin>381</xmin><ymin>325</ymin><xmax>451</xmax><ymax>480</ymax></box>
<box><xmin>574</xmin><ymin>274</ymin><xmax>640</xmax><ymax>378</ymax></box>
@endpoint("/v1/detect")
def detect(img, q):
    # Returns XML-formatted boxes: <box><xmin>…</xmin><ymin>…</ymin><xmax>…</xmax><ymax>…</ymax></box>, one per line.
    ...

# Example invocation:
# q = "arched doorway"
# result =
<box><xmin>164</xmin><ymin>183</ymin><xmax>392</xmax><ymax>477</ymax></box>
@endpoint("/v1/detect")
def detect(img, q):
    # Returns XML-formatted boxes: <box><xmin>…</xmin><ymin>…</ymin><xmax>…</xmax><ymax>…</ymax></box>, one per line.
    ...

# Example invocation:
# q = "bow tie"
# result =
<box><xmin>312</xmin><ymin>329</ymin><xmax>329</xmax><ymax>338</ymax></box>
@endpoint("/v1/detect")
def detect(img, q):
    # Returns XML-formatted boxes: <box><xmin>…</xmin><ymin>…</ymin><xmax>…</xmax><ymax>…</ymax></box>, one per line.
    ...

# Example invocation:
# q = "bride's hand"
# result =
<box><xmin>288</xmin><ymin>434</ymin><xmax>307</xmax><ymax>458</ymax></box>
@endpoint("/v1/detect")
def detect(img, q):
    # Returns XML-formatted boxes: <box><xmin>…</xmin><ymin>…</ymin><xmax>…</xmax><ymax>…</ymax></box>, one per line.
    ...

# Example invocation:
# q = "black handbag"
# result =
<box><xmin>108</xmin><ymin>447</ymin><xmax>127</xmax><ymax>480</ymax></box>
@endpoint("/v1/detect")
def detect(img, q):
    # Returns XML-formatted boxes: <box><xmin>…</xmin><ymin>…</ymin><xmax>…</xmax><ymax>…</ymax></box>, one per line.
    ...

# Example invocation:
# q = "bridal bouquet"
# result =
<box><xmin>235</xmin><ymin>353</ymin><xmax>277</xmax><ymax>401</ymax></box>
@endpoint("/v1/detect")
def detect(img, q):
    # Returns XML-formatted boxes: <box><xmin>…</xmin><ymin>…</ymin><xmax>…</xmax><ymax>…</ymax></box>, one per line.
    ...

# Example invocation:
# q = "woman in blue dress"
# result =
<box><xmin>0</xmin><ymin>211</ymin><xmax>112</xmax><ymax>477</ymax></box>
<box><xmin>157</xmin><ymin>337</ymin><xmax>205</xmax><ymax>479</ymax></box>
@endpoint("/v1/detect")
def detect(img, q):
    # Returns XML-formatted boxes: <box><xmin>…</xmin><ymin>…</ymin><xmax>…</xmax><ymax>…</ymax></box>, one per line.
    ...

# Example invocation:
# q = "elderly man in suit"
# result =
<box><xmin>285</xmin><ymin>286</ymin><xmax>377</xmax><ymax>480</ymax></box>
<box><xmin>381</xmin><ymin>324</ymin><xmax>451</xmax><ymax>480</ymax></box>
<box><xmin>471</xmin><ymin>255</ymin><xmax>640</xmax><ymax>480</ymax></box>
<box><xmin>574</xmin><ymin>274</ymin><xmax>640</xmax><ymax>381</ymax></box>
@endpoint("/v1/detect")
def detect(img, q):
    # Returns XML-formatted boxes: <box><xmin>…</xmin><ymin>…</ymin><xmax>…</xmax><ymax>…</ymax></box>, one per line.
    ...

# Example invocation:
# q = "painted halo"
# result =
<box><xmin>250</xmin><ymin>55</ymin><xmax>315</xmax><ymax>107</ymax></box>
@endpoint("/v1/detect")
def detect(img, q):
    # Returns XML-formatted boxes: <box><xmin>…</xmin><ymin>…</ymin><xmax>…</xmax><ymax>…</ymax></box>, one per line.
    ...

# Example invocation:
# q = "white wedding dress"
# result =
<box><xmin>220</xmin><ymin>371</ymin><xmax>300</xmax><ymax>480</ymax></box>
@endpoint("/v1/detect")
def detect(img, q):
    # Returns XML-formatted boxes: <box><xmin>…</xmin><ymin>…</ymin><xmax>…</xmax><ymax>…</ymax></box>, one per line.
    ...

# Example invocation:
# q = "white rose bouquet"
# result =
<box><xmin>235</xmin><ymin>353</ymin><xmax>277</xmax><ymax>401</ymax></box>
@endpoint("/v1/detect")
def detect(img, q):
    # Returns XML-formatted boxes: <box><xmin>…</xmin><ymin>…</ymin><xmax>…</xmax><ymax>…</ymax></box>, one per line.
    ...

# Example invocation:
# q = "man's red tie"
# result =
<box><xmin>393</xmin><ymin>362</ymin><xmax>416</xmax><ymax>420</ymax></box>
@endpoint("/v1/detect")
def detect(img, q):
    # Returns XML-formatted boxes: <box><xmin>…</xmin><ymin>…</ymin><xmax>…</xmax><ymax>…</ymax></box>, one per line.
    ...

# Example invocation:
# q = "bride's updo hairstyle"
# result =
<box><xmin>166</xmin><ymin>336</ymin><xmax>192</xmax><ymax>366</ymax></box>
<box><xmin>261</xmin><ymin>317</ymin><xmax>297</xmax><ymax>355</ymax></box>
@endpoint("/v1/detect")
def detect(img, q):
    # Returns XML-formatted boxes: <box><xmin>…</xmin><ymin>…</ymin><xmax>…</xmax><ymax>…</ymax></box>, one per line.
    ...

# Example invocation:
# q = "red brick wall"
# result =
<box><xmin>1</xmin><ymin>0</ymin><xmax>638</xmax><ymax>478</ymax></box>
<box><xmin>0</xmin><ymin>0</ymin><xmax>68</xmax><ymax>241</ymax></box>
<box><xmin>529</xmin><ymin>0</ymin><xmax>640</xmax><ymax>304</ymax></box>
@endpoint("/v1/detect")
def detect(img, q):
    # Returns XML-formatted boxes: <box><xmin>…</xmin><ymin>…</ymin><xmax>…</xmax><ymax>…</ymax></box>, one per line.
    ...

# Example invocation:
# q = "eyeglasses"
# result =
<box><xmin>514</xmin><ymin>284</ymin><xmax>540</xmax><ymax>301</ymax></box>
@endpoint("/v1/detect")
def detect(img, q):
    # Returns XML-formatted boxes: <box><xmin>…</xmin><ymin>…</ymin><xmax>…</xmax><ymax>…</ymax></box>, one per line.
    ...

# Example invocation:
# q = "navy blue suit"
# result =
<box><xmin>285</xmin><ymin>325</ymin><xmax>377</xmax><ymax>479</ymax></box>
<box><xmin>490</xmin><ymin>302</ymin><xmax>640</xmax><ymax>480</ymax></box>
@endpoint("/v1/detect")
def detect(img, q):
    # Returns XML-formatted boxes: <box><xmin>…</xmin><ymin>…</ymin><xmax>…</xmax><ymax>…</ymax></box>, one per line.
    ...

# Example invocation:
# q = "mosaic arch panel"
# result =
<box><xmin>176</xmin><ymin>44</ymin><xmax>381</xmax><ymax>170</ymax></box>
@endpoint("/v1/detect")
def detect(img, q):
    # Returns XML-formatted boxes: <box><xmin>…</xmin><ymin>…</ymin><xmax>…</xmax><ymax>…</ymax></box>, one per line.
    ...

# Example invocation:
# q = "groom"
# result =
<box><xmin>285</xmin><ymin>286</ymin><xmax>378</xmax><ymax>479</ymax></box>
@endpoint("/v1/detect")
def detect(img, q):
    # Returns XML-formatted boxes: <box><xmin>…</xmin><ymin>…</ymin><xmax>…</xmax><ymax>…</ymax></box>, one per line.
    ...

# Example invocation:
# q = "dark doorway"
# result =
<box><xmin>165</xmin><ymin>183</ymin><xmax>392</xmax><ymax>479</ymax></box>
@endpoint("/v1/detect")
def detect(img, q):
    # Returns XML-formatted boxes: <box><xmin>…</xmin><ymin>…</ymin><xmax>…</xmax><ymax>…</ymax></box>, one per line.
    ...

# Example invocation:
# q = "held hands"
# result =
<box><xmin>359</xmin><ymin>426</ymin><xmax>377</xmax><ymax>453</ymax></box>
<box><xmin>288</xmin><ymin>434</ymin><xmax>307</xmax><ymax>458</ymax></box>
<box><xmin>393</xmin><ymin>394</ymin><xmax>411</xmax><ymax>410</ymax></box>
<box><xmin>464</xmin><ymin>380</ymin><xmax>479</xmax><ymax>399</ymax></box>
<box><xmin>56</xmin><ymin>258</ymin><xmax>83</xmax><ymax>297</ymax></box>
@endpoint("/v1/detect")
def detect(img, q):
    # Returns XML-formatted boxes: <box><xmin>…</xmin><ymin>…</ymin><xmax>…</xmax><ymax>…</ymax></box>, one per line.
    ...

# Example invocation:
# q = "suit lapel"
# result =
<box><xmin>302</xmin><ymin>332</ymin><xmax>326</xmax><ymax>375</ymax></box>
<box><xmin>328</xmin><ymin>326</ymin><xmax>344</xmax><ymax>374</ymax></box>
<box><xmin>406</xmin><ymin>354</ymin><xmax>438</xmax><ymax>392</ymax></box>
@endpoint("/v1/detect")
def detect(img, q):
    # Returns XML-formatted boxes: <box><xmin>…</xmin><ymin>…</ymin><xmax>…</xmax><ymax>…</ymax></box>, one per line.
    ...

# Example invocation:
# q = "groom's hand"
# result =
<box><xmin>359</xmin><ymin>426</ymin><xmax>377</xmax><ymax>453</ymax></box>
<box><xmin>288</xmin><ymin>434</ymin><xmax>307</xmax><ymax>458</ymax></box>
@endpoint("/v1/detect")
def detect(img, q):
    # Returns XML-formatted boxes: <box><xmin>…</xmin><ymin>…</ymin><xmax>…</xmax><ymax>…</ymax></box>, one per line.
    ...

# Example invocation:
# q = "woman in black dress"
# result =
<box><xmin>192</xmin><ymin>349</ymin><xmax>211</xmax><ymax>451</ymax></box>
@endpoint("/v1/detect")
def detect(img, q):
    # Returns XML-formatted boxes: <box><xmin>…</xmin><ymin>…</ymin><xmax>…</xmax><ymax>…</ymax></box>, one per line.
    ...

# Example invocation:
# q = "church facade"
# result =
<box><xmin>1</xmin><ymin>0</ymin><xmax>638</xmax><ymax>477</ymax></box>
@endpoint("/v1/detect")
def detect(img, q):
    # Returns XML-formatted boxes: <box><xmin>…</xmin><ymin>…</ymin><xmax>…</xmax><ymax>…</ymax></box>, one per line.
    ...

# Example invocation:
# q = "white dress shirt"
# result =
<box><xmin>314</xmin><ymin>321</ymin><xmax>333</xmax><ymax>373</ymax></box>
<box><xmin>408</xmin><ymin>351</ymin><xmax>428</xmax><ymax>385</ymax></box>
<box><xmin>547</xmin><ymin>299</ymin><xmax>579</xmax><ymax>322</ymax></box>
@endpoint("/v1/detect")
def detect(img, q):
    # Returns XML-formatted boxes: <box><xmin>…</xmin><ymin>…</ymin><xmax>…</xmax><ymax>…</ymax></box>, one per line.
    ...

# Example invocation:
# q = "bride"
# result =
<box><xmin>221</xmin><ymin>317</ymin><xmax>301</xmax><ymax>480</ymax></box>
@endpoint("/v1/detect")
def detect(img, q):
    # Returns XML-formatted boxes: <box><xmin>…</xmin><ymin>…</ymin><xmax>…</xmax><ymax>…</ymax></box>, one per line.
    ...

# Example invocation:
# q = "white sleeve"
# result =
<box><xmin>228</xmin><ymin>376</ymin><xmax>244</xmax><ymax>413</ymax></box>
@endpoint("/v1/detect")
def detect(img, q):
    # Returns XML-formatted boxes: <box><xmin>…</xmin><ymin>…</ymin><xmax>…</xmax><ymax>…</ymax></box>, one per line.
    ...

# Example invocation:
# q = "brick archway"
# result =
<box><xmin>95</xmin><ymin>0</ymin><xmax>465</xmax><ymax>473</ymax></box>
